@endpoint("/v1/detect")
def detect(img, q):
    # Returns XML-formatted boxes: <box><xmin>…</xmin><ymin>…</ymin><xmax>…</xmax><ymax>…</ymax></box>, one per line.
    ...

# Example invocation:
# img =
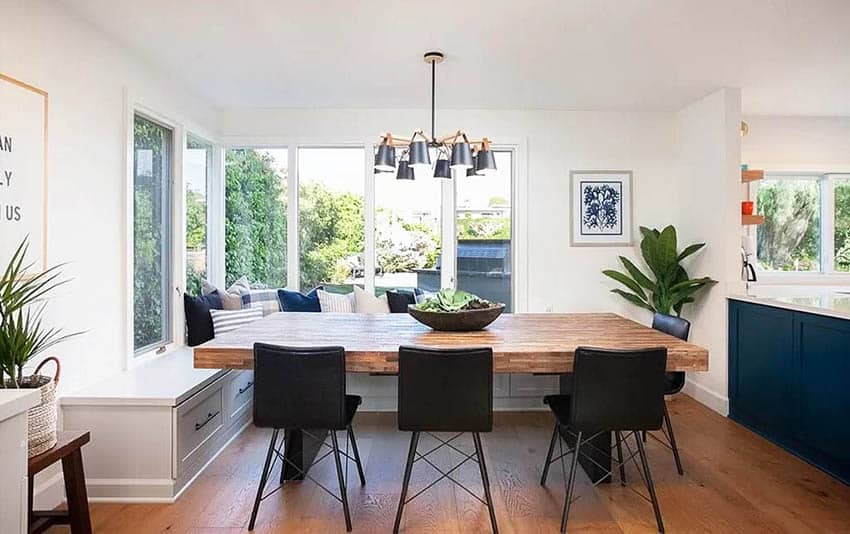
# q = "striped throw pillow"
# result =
<box><xmin>209</xmin><ymin>308</ymin><xmax>264</xmax><ymax>336</ymax></box>
<box><xmin>318</xmin><ymin>289</ymin><xmax>355</xmax><ymax>312</ymax></box>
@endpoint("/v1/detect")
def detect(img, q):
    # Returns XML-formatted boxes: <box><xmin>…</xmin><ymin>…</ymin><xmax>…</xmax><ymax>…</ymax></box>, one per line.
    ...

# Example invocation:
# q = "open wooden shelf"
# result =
<box><xmin>741</xmin><ymin>169</ymin><xmax>764</xmax><ymax>183</ymax></box>
<box><xmin>742</xmin><ymin>214</ymin><xmax>765</xmax><ymax>225</ymax></box>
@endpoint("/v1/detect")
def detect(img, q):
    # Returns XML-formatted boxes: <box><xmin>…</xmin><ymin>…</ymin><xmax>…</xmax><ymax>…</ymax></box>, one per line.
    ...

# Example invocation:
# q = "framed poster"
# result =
<box><xmin>570</xmin><ymin>170</ymin><xmax>632</xmax><ymax>246</ymax></box>
<box><xmin>0</xmin><ymin>73</ymin><xmax>48</xmax><ymax>272</ymax></box>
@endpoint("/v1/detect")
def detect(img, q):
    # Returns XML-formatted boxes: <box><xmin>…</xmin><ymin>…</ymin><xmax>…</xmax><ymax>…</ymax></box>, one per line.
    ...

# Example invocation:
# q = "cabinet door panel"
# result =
<box><xmin>796</xmin><ymin>313</ymin><xmax>850</xmax><ymax>462</ymax></box>
<box><xmin>732</xmin><ymin>302</ymin><xmax>794</xmax><ymax>429</ymax></box>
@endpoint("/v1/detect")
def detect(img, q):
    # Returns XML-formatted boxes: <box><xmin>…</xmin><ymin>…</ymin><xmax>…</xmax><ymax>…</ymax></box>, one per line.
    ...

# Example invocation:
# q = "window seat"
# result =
<box><xmin>61</xmin><ymin>349</ymin><xmax>253</xmax><ymax>502</ymax></box>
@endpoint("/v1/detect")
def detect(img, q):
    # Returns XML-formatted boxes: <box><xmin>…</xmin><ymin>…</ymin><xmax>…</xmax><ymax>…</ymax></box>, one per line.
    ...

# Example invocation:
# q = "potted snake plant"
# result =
<box><xmin>0</xmin><ymin>238</ymin><xmax>82</xmax><ymax>456</ymax></box>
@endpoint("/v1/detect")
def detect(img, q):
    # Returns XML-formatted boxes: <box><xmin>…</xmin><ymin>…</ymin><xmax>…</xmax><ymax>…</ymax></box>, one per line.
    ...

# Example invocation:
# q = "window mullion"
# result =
<box><xmin>821</xmin><ymin>175</ymin><xmax>835</xmax><ymax>273</ymax></box>
<box><xmin>287</xmin><ymin>146</ymin><xmax>299</xmax><ymax>290</ymax></box>
<box><xmin>364</xmin><ymin>143</ymin><xmax>376</xmax><ymax>293</ymax></box>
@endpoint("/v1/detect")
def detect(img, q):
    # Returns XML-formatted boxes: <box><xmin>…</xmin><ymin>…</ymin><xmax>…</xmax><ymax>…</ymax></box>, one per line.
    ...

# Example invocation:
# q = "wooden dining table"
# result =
<box><xmin>194</xmin><ymin>312</ymin><xmax>709</xmax><ymax>482</ymax></box>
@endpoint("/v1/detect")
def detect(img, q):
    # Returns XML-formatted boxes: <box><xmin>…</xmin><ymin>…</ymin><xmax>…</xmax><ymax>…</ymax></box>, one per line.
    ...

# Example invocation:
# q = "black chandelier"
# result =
<box><xmin>374</xmin><ymin>51</ymin><xmax>497</xmax><ymax>180</ymax></box>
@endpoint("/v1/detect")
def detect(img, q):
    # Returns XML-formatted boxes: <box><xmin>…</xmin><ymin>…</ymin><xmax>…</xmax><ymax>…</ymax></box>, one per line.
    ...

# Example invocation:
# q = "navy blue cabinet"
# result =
<box><xmin>729</xmin><ymin>299</ymin><xmax>850</xmax><ymax>484</ymax></box>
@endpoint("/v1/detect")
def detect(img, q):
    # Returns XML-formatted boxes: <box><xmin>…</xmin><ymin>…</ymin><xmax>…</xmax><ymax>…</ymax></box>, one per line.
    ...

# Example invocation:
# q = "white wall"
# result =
<box><xmin>220</xmin><ymin>108</ymin><xmax>680</xmax><ymax>321</ymax></box>
<box><xmin>743</xmin><ymin>115</ymin><xmax>850</xmax><ymax>172</ymax></box>
<box><xmin>0</xmin><ymin>0</ymin><xmax>218</xmax><ymax>395</ymax></box>
<box><xmin>675</xmin><ymin>89</ymin><xmax>743</xmax><ymax>414</ymax></box>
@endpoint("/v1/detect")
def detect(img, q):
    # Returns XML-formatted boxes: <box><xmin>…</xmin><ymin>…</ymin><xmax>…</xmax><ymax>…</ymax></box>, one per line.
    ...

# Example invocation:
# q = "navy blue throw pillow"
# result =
<box><xmin>277</xmin><ymin>287</ymin><xmax>322</xmax><ymax>312</ymax></box>
<box><xmin>386</xmin><ymin>289</ymin><xmax>418</xmax><ymax>313</ymax></box>
<box><xmin>184</xmin><ymin>292</ymin><xmax>223</xmax><ymax>347</ymax></box>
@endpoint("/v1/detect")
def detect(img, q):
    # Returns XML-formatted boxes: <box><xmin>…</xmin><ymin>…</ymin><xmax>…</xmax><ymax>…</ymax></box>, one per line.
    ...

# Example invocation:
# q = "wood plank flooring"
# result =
<box><xmin>52</xmin><ymin>395</ymin><xmax>850</xmax><ymax>533</ymax></box>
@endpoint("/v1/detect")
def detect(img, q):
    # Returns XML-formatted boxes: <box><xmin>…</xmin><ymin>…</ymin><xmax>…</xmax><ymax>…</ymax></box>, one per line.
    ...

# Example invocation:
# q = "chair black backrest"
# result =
<box><xmin>253</xmin><ymin>343</ymin><xmax>347</xmax><ymax>430</ymax></box>
<box><xmin>570</xmin><ymin>346</ymin><xmax>667</xmax><ymax>432</ymax></box>
<box><xmin>398</xmin><ymin>346</ymin><xmax>493</xmax><ymax>433</ymax></box>
<box><xmin>651</xmin><ymin>313</ymin><xmax>691</xmax><ymax>341</ymax></box>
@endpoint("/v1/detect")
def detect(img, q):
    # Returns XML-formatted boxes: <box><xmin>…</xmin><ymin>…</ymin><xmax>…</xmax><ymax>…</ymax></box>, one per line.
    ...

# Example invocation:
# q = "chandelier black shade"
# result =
<box><xmin>396</xmin><ymin>159</ymin><xmax>415</xmax><ymax>180</ymax></box>
<box><xmin>475</xmin><ymin>148</ymin><xmax>497</xmax><ymax>175</ymax></box>
<box><xmin>408</xmin><ymin>140</ymin><xmax>431</xmax><ymax>168</ymax></box>
<box><xmin>450</xmin><ymin>141</ymin><xmax>474</xmax><ymax>170</ymax></box>
<box><xmin>433</xmin><ymin>158</ymin><xmax>451</xmax><ymax>179</ymax></box>
<box><xmin>374</xmin><ymin>51</ymin><xmax>495</xmax><ymax>180</ymax></box>
<box><xmin>374</xmin><ymin>144</ymin><xmax>396</xmax><ymax>172</ymax></box>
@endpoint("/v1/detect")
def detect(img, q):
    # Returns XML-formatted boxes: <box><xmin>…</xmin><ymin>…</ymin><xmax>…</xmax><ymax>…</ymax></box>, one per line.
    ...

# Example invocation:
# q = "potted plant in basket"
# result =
<box><xmin>0</xmin><ymin>238</ymin><xmax>82</xmax><ymax>457</ymax></box>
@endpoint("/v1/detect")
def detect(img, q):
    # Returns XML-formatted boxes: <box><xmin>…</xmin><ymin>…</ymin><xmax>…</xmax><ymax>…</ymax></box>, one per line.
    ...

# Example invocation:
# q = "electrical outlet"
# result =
<box><xmin>545</xmin><ymin>305</ymin><xmax>553</xmax><ymax>313</ymax></box>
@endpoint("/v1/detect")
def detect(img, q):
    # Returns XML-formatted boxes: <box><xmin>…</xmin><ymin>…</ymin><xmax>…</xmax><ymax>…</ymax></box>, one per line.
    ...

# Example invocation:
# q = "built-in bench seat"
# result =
<box><xmin>61</xmin><ymin>349</ymin><xmax>253</xmax><ymax>502</ymax></box>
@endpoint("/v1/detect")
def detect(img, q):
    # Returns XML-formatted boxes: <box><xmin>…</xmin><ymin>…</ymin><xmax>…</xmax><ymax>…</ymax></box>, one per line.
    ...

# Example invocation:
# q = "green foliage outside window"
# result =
<box><xmin>833</xmin><ymin>181</ymin><xmax>850</xmax><ymax>271</ymax></box>
<box><xmin>133</xmin><ymin>116</ymin><xmax>170</xmax><ymax>351</ymax></box>
<box><xmin>756</xmin><ymin>180</ymin><xmax>820</xmax><ymax>271</ymax></box>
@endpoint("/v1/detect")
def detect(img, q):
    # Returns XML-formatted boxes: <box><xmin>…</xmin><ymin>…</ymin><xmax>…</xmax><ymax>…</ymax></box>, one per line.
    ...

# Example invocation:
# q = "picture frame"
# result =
<box><xmin>0</xmin><ymin>73</ymin><xmax>49</xmax><ymax>272</ymax></box>
<box><xmin>570</xmin><ymin>170</ymin><xmax>633</xmax><ymax>247</ymax></box>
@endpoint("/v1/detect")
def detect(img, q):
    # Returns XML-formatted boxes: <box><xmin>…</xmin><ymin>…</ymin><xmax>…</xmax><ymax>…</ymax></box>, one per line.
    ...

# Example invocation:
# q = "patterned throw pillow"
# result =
<box><xmin>353</xmin><ymin>285</ymin><xmax>390</xmax><ymax>313</ymax></box>
<box><xmin>202</xmin><ymin>280</ymin><xmax>243</xmax><ymax>310</ymax></box>
<box><xmin>318</xmin><ymin>289</ymin><xmax>355</xmax><ymax>312</ymax></box>
<box><xmin>209</xmin><ymin>308</ymin><xmax>264</xmax><ymax>336</ymax></box>
<box><xmin>241</xmin><ymin>289</ymin><xmax>282</xmax><ymax>316</ymax></box>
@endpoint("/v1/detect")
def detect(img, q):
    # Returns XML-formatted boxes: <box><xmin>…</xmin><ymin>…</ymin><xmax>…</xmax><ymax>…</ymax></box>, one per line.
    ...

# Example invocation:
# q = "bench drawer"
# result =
<box><xmin>224</xmin><ymin>370</ymin><xmax>254</xmax><ymax>426</ymax></box>
<box><xmin>176</xmin><ymin>384</ymin><xmax>223</xmax><ymax>475</ymax></box>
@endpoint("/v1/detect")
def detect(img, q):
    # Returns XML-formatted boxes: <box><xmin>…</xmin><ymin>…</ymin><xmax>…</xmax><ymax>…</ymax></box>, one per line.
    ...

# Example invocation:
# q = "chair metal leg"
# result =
<box><xmin>393</xmin><ymin>431</ymin><xmax>420</xmax><ymax>534</ymax></box>
<box><xmin>560</xmin><ymin>431</ymin><xmax>582</xmax><ymax>534</ymax></box>
<box><xmin>642</xmin><ymin>430</ymin><xmax>647</xmax><ymax>443</ymax></box>
<box><xmin>615</xmin><ymin>431</ymin><xmax>627</xmax><ymax>486</ymax></box>
<box><xmin>348</xmin><ymin>425</ymin><xmax>367</xmax><ymax>486</ymax></box>
<box><xmin>635</xmin><ymin>433</ymin><xmax>665</xmax><ymax>533</ymax></box>
<box><xmin>663</xmin><ymin>404</ymin><xmax>684</xmax><ymax>476</ymax></box>
<box><xmin>473</xmin><ymin>433</ymin><xmax>499</xmax><ymax>534</ymax></box>
<box><xmin>331</xmin><ymin>431</ymin><xmax>353</xmax><ymax>532</ymax></box>
<box><xmin>249</xmin><ymin>429</ymin><xmax>279</xmax><ymax>531</ymax></box>
<box><xmin>541</xmin><ymin>422</ymin><xmax>559</xmax><ymax>486</ymax></box>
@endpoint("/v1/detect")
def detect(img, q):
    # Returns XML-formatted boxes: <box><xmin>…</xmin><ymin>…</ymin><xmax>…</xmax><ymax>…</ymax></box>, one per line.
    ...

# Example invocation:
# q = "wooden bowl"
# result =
<box><xmin>407</xmin><ymin>304</ymin><xmax>506</xmax><ymax>331</ymax></box>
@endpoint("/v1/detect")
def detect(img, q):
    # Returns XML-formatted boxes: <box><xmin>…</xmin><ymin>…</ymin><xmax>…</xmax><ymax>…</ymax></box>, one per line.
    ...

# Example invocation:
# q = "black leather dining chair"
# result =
<box><xmin>248</xmin><ymin>344</ymin><xmax>366</xmax><ymax>532</ymax></box>
<box><xmin>393</xmin><ymin>346</ymin><xmax>499</xmax><ymax>534</ymax></box>
<box><xmin>541</xmin><ymin>347</ymin><xmax>668</xmax><ymax>533</ymax></box>
<box><xmin>647</xmin><ymin>312</ymin><xmax>691</xmax><ymax>475</ymax></box>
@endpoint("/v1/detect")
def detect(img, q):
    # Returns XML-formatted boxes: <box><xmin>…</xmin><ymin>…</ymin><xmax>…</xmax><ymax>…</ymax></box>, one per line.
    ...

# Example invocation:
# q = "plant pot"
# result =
<box><xmin>741</xmin><ymin>201</ymin><xmax>754</xmax><ymax>216</ymax></box>
<box><xmin>7</xmin><ymin>357</ymin><xmax>60</xmax><ymax>458</ymax></box>
<box><xmin>407</xmin><ymin>304</ymin><xmax>505</xmax><ymax>331</ymax></box>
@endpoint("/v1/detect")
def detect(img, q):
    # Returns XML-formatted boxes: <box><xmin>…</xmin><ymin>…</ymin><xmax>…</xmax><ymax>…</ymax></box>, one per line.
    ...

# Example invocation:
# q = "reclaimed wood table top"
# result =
<box><xmin>194</xmin><ymin>312</ymin><xmax>709</xmax><ymax>374</ymax></box>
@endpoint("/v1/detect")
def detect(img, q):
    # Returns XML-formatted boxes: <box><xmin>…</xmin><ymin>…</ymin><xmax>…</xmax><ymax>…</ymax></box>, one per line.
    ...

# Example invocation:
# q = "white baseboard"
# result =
<box><xmin>360</xmin><ymin>396</ymin><xmax>549</xmax><ymax>412</ymax></box>
<box><xmin>683</xmin><ymin>379</ymin><xmax>729</xmax><ymax>415</ymax></box>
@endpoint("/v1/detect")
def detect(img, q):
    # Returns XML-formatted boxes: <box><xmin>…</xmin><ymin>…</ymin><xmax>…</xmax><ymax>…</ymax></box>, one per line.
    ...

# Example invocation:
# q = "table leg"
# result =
<box><xmin>61</xmin><ymin>449</ymin><xmax>92</xmax><ymax>534</ymax></box>
<box><xmin>559</xmin><ymin>373</ymin><xmax>612</xmax><ymax>484</ymax></box>
<box><xmin>281</xmin><ymin>428</ymin><xmax>326</xmax><ymax>481</ymax></box>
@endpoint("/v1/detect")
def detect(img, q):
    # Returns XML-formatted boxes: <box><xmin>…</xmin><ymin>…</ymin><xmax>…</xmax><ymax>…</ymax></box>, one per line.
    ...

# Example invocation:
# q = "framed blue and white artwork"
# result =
<box><xmin>570</xmin><ymin>170</ymin><xmax>633</xmax><ymax>246</ymax></box>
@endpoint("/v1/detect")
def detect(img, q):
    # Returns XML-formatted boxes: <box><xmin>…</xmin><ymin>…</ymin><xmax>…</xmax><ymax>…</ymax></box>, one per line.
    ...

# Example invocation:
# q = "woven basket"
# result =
<box><xmin>23</xmin><ymin>357</ymin><xmax>60</xmax><ymax>458</ymax></box>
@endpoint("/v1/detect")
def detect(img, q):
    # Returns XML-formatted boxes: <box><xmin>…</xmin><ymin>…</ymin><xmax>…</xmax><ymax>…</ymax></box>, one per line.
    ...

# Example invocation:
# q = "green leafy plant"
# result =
<box><xmin>603</xmin><ymin>225</ymin><xmax>717</xmax><ymax>316</ymax></box>
<box><xmin>0</xmin><ymin>238</ymin><xmax>82</xmax><ymax>388</ymax></box>
<box><xmin>415</xmin><ymin>288</ymin><xmax>499</xmax><ymax>312</ymax></box>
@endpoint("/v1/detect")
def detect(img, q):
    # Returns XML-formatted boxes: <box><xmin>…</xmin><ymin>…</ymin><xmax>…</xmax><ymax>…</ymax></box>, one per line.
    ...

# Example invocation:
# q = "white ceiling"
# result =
<box><xmin>59</xmin><ymin>0</ymin><xmax>850</xmax><ymax>115</ymax></box>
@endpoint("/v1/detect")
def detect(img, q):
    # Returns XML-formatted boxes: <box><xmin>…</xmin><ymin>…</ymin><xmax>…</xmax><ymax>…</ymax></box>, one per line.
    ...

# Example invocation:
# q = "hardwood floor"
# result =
<box><xmin>54</xmin><ymin>395</ymin><xmax>850</xmax><ymax>533</ymax></box>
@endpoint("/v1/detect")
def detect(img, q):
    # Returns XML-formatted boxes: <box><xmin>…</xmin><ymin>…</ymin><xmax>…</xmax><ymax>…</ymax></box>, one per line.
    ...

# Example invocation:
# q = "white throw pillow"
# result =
<box><xmin>318</xmin><ymin>289</ymin><xmax>355</xmax><ymax>313</ymax></box>
<box><xmin>209</xmin><ymin>307</ymin><xmax>263</xmax><ymax>336</ymax></box>
<box><xmin>353</xmin><ymin>285</ymin><xmax>390</xmax><ymax>314</ymax></box>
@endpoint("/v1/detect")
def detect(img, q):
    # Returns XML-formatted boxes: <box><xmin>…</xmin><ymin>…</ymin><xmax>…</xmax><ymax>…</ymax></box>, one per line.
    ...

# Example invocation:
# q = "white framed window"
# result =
<box><xmin>132</xmin><ymin>113</ymin><xmax>174</xmax><ymax>354</ymax></box>
<box><xmin>185</xmin><ymin>134</ymin><xmax>213</xmax><ymax>295</ymax></box>
<box><xmin>216</xmin><ymin>141</ymin><xmax>524</xmax><ymax>308</ymax></box>
<box><xmin>753</xmin><ymin>172</ymin><xmax>850</xmax><ymax>274</ymax></box>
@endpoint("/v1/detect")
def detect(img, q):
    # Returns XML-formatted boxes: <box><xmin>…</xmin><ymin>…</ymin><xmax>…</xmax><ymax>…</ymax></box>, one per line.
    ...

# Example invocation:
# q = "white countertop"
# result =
<box><xmin>0</xmin><ymin>389</ymin><xmax>40</xmax><ymax>422</ymax></box>
<box><xmin>61</xmin><ymin>348</ymin><xmax>228</xmax><ymax>407</ymax></box>
<box><xmin>729</xmin><ymin>293</ymin><xmax>850</xmax><ymax>321</ymax></box>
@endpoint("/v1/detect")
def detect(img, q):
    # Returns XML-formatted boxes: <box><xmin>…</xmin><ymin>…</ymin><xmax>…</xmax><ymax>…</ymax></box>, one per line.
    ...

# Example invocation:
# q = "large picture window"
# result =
<box><xmin>755</xmin><ymin>173</ymin><xmax>850</xmax><ymax>273</ymax></box>
<box><xmin>374</xmin><ymin>166</ymin><xmax>442</xmax><ymax>293</ymax></box>
<box><xmin>298</xmin><ymin>147</ymin><xmax>365</xmax><ymax>291</ymax></box>
<box><xmin>224</xmin><ymin>148</ymin><xmax>288</xmax><ymax>287</ymax></box>
<box><xmin>133</xmin><ymin>114</ymin><xmax>173</xmax><ymax>353</ymax></box>
<box><xmin>185</xmin><ymin>134</ymin><xmax>212</xmax><ymax>295</ymax></box>
<box><xmin>455</xmin><ymin>151</ymin><xmax>513</xmax><ymax>310</ymax></box>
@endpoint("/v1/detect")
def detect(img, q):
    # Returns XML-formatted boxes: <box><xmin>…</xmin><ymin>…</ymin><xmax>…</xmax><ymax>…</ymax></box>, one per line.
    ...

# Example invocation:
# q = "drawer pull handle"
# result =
<box><xmin>238</xmin><ymin>381</ymin><xmax>254</xmax><ymax>395</ymax></box>
<box><xmin>195</xmin><ymin>411</ymin><xmax>219</xmax><ymax>432</ymax></box>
